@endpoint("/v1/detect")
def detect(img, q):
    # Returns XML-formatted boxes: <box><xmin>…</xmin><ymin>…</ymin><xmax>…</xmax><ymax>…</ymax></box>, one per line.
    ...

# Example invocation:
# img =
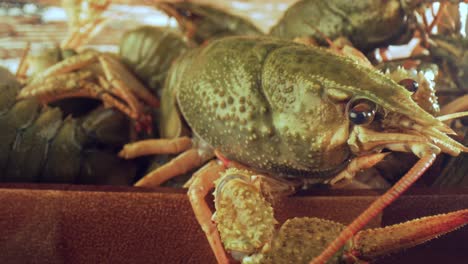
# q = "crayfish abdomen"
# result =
<box><xmin>0</xmin><ymin>67</ymin><xmax>136</xmax><ymax>184</ymax></box>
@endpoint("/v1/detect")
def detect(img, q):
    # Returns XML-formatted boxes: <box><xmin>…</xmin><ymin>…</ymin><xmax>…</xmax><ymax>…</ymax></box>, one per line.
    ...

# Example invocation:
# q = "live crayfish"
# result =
<box><xmin>114</xmin><ymin>1</ymin><xmax>468</xmax><ymax>263</ymax></box>
<box><xmin>118</xmin><ymin>29</ymin><xmax>468</xmax><ymax>264</ymax></box>
<box><xmin>8</xmin><ymin>0</ymin><xmax>467</xmax><ymax>262</ymax></box>
<box><xmin>0</xmin><ymin>66</ymin><xmax>136</xmax><ymax>185</ymax></box>
<box><xmin>17</xmin><ymin>47</ymin><xmax>159</xmax><ymax>130</ymax></box>
<box><xmin>271</xmin><ymin>0</ymin><xmax>415</xmax><ymax>51</ymax></box>
<box><xmin>0</xmin><ymin>0</ymin><xmax>170</xmax><ymax>185</ymax></box>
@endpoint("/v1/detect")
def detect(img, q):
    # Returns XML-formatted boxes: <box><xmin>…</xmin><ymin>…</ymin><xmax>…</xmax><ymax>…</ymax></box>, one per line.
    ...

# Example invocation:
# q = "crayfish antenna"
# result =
<box><xmin>310</xmin><ymin>154</ymin><xmax>437</xmax><ymax>264</ymax></box>
<box><xmin>16</xmin><ymin>42</ymin><xmax>30</xmax><ymax>80</ymax></box>
<box><xmin>348</xmin><ymin>209</ymin><xmax>468</xmax><ymax>261</ymax></box>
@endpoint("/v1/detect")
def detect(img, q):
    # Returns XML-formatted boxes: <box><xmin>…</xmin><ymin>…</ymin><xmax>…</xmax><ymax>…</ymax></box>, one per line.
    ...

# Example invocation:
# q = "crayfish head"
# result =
<box><xmin>345</xmin><ymin>67</ymin><xmax>468</xmax><ymax>159</ymax></box>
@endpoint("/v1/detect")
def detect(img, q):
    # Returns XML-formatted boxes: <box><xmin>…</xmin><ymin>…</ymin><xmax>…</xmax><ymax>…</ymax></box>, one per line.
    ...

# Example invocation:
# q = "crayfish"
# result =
<box><xmin>0</xmin><ymin>0</ymin><xmax>159</xmax><ymax>184</ymax></box>
<box><xmin>0</xmin><ymin>66</ymin><xmax>135</xmax><ymax>184</ymax></box>
<box><xmin>117</xmin><ymin>34</ymin><xmax>468</xmax><ymax>264</ymax></box>
<box><xmin>114</xmin><ymin>1</ymin><xmax>468</xmax><ymax>263</ymax></box>
<box><xmin>6</xmin><ymin>0</ymin><xmax>466</xmax><ymax>262</ymax></box>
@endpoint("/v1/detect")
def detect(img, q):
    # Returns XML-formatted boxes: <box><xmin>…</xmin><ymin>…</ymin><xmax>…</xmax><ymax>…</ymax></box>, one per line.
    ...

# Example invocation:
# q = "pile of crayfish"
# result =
<box><xmin>1</xmin><ymin>0</ymin><xmax>468</xmax><ymax>263</ymax></box>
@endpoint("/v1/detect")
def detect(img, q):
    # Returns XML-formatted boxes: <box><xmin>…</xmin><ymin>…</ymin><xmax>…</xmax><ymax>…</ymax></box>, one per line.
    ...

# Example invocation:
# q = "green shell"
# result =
<box><xmin>119</xmin><ymin>26</ymin><xmax>189</xmax><ymax>96</ymax></box>
<box><xmin>0</xmin><ymin>68</ymin><xmax>135</xmax><ymax>185</ymax></box>
<box><xmin>157</xmin><ymin>2</ymin><xmax>262</xmax><ymax>44</ymax></box>
<box><xmin>269</xmin><ymin>0</ymin><xmax>409</xmax><ymax>51</ymax></box>
<box><xmin>243</xmin><ymin>217</ymin><xmax>347</xmax><ymax>264</ymax></box>
<box><xmin>168</xmin><ymin>36</ymin><xmax>442</xmax><ymax>178</ymax></box>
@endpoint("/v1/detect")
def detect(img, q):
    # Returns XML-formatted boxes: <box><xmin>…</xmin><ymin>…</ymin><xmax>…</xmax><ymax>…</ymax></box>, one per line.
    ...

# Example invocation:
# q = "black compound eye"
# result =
<box><xmin>347</xmin><ymin>98</ymin><xmax>377</xmax><ymax>125</ymax></box>
<box><xmin>398</xmin><ymin>78</ymin><xmax>419</xmax><ymax>93</ymax></box>
<box><xmin>176</xmin><ymin>8</ymin><xmax>201</xmax><ymax>20</ymax></box>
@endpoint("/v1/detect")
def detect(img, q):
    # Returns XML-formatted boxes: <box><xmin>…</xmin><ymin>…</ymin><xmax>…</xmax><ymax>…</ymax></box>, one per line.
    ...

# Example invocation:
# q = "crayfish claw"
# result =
<box><xmin>351</xmin><ymin>209</ymin><xmax>468</xmax><ymax>261</ymax></box>
<box><xmin>214</xmin><ymin>168</ymin><xmax>277</xmax><ymax>256</ymax></box>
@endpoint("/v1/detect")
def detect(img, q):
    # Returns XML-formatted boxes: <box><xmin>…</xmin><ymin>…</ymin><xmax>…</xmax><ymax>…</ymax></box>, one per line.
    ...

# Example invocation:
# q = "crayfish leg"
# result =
<box><xmin>350</xmin><ymin>209</ymin><xmax>468</xmax><ymax>261</ymax></box>
<box><xmin>119</xmin><ymin>137</ymin><xmax>192</xmax><ymax>159</ymax></box>
<box><xmin>99</xmin><ymin>54</ymin><xmax>160</xmax><ymax>108</ymax></box>
<box><xmin>311</xmin><ymin>154</ymin><xmax>437</xmax><ymax>264</ymax></box>
<box><xmin>61</xmin><ymin>0</ymin><xmax>110</xmax><ymax>49</ymax></box>
<box><xmin>327</xmin><ymin>153</ymin><xmax>389</xmax><ymax>186</ymax></box>
<box><xmin>16</xmin><ymin>42</ymin><xmax>30</xmax><ymax>80</ymax></box>
<box><xmin>440</xmin><ymin>94</ymin><xmax>468</xmax><ymax>116</ymax></box>
<box><xmin>187</xmin><ymin>160</ymin><xmax>230</xmax><ymax>264</ymax></box>
<box><xmin>63</xmin><ymin>17</ymin><xmax>107</xmax><ymax>50</ymax></box>
<box><xmin>133</xmin><ymin>148</ymin><xmax>213</xmax><ymax>187</ymax></box>
<box><xmin>27</xmin><ymin>50</ymin><xmax>98</xmax><ymax>85</ymax></box>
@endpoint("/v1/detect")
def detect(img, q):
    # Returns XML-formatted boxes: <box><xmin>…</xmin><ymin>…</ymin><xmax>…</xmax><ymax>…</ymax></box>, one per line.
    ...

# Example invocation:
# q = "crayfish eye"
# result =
<box><xmin>398</xmin><ymin>78</ymin><xmax>419</xmax><ymax>93</ymax></box>
<box><xmin>176</xmin><ymin>8</ymin><xmax>201</xmax><ymax>20</ymax></box>
<box><xmin>347</xmin><ymin>99</ymin><xmax>377</xmax><ymax>125</ymax></box>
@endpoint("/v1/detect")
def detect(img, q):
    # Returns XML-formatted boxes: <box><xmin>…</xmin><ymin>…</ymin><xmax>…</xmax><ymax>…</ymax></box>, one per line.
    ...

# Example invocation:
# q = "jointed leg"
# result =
<box><xmin>27</xmin><ymin>51</ymin><xmax>98</xmax><ymax>85</ymax></box>
<box><xmin>19</xmin><ymin>74</ymin><xmax>137</xmax><ymax>121</ymax></box>
<box><xmin>310</xmin><ymin>154</ymin><xmax>437</xmax><ymax>264</ymax></box>
<box><xmin>61</xmin><ymin>0</ymin><xmax>111</xmax><ymax>49</ymax></box>
<box><xmin>134</xmin><ymin>148</ymin><xmax>214</xmax><ymax>187</ymax></box>
<box><xmin>99</xmin><ymin>54</ymin><xmax>160</xmax><ymax>130</ymax></box>
<box><xmin>352</xmin><ymin>209</ymin><xmax>468</xmax><ymax>260</ymax></box>
<box><xmin>119</xmin><ymin>137</ymin><xmax>193</xmax><ymax>159</ymax></box>
<box><xmin>119</xmin><ymin>137</ymin><xmax>216</xmax><ymax>187</ymax></box>
<box><xmin>97</xmin><ymin>75</ymin><xmax>142</xmax><ymax>119</ymax></box>
<box><xmin>187</xmin><ymin>161</ymin><xmax>230</xmax><ymax>264</ymax></box>
<box><xmin>440</xmin><ymin>94</ymin><xmax>468</xmax><ymax>116</ymax></box>
<box><xmin>327</xmin><ymin>153</ymin><xmax>389</xmax><ymax>185</ymax></box>
<box><xmin>16</xmin><ymin>42</ymin><xmax>30</xmax><ymax>80</ymax></box>
<box><xmin>64</xmin><ymin>17</ymin><xmax>107</xmax><ymax>50</ymax></box>
<box><xmin>18</xmin><ymin>51</ymin><xmax>158</xmax><ymax>129</ymax></box>
<box><xmin>99</xmin><ymin>54</ymin><xmax>160</xmax><ymax>108</ymax></box>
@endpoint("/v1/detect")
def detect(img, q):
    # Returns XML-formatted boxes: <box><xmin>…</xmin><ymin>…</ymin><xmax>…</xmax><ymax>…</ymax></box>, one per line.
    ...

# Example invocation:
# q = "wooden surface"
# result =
<box><xmin>0</xmin><ymin>184</ymin><xmax>467</xmax><ymax>263</ymax></box>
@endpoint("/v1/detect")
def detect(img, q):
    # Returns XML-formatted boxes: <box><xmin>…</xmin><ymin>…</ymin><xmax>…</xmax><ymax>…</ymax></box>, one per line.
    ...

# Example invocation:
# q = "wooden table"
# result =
<box><xmin>1</xmin><ymin>184</ymin><xmax>467</xmax><ymax>263</ymax></box>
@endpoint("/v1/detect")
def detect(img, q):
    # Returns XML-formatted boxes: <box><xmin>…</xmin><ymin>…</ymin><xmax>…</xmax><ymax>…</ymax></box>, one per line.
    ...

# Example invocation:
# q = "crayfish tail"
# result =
<box><xmin>350</xmin><ymin>209</ymin><xmax>468</xmax><ymax>261</ymax></box>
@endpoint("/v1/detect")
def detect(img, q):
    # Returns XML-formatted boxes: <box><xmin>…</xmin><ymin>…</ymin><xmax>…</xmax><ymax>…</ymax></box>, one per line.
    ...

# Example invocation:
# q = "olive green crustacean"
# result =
<box><xmin>116</xmin><ymin>2</ymin><xmax>468</xmax><ymax>263</ymax></box>
<box><xmin>269</xmin><ymin>0</ymin><xmax>414</xmax><ymax>51</ymax></box>
<box><xmin>0</xmin><ymin>66</ymin><xmax>136</xmax><ymax>185</ymax></box>
<box><xmin>156</xmin><ymin>2</ymin><xmax>262</xmax><ymax>44</ymax></box>
<box><xmin>157</xmin><ymin>0</ymin><xmax>415</xmax><ymax>52</ymax></box>
<box><xmin>119</xmin><ymin>26</ymin><xmax>190</xmax><ymax>96</ymax></box>
<box><xmin>118</xmin><ymin>34</ymin><xmax>468</xmax><ymax>263</ymax></box>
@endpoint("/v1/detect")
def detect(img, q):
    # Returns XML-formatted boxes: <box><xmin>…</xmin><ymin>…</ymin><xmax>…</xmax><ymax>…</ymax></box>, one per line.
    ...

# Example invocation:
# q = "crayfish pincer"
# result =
<box><xmin>211</xmin><ymin>168</ymin><xmax>468</xmax><ymax>264</ymax></box>
<box><xmin>119</xmin><ymin>36</ymin><xmax>468</xmax><ymax>263</ymax></box>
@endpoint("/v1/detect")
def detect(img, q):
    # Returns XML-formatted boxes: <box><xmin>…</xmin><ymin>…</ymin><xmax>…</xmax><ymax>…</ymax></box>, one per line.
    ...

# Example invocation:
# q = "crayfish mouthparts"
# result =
<box><xmin>348</xmin><ymin>112</ymin><xmax>468</xmax><ymax>158</ymax></box>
